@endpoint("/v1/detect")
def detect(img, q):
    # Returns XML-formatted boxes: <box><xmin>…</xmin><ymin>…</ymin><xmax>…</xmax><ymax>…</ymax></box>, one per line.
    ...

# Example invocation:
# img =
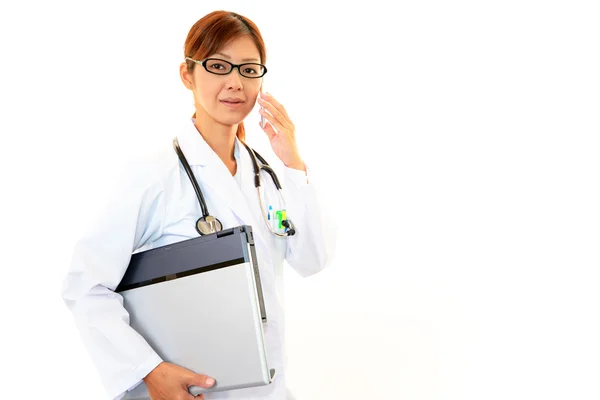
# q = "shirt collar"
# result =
<box><xmin>233</xmin><ymin>134</ymin><xmax>241</xmax><ymax>161</ymax></box>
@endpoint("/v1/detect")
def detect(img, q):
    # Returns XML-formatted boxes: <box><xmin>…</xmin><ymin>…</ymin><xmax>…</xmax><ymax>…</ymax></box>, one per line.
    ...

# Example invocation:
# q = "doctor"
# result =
<box><xmin>61</xmin><ymin>10</ymin><xmax>334</xmax><ymax>400</ymax></box>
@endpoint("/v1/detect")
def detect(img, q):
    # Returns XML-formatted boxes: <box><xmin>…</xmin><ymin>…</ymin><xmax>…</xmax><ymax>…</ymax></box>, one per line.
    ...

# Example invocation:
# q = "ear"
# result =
<box><xmin>180</xmin><ymin>62</ymin><xmax>194</xmax><ymax>90</ymax></box>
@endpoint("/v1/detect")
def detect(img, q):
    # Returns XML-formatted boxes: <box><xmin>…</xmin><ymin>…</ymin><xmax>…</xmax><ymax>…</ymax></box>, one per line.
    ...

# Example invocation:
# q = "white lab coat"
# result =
<box><xmin>61</xmin><ymin>119</ymin><xmax>335</xmax><ymax>400</ymax></box>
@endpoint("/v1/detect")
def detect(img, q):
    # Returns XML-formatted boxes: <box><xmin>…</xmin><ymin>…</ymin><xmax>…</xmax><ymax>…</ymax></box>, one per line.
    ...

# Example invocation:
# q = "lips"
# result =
<box><xmin>220</xmin><ymin>99</ymin><xmax>245</xmax><ymax>109</ymax></box>
<box><xmin>220</xmin><ymin>98</ymin><xmax>244</xmax><ymax>104</ymax></box>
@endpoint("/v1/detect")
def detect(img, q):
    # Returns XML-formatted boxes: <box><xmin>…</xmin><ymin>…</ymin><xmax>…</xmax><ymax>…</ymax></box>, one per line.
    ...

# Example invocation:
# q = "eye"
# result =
<box><xmin>242</xmin><ymin>64</ymin><xmax>264</xmax><ymax>77</ymax></box>
<box><xmin>210</xmin><ymin>62</ymin><xmax>226</xmax><ymax>70</ymax></box>
<box><xmin>204</xmin><ymin>59</ymin><xmax>232</xmax><ymax>74</ymax></box>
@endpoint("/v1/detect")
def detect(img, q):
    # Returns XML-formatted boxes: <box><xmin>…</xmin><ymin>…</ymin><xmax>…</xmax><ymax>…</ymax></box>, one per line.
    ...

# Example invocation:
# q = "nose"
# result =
<box><xmin>224</xmin><ymin>67</ymin><xmax>244</xmax><ymax>91</ymax></box>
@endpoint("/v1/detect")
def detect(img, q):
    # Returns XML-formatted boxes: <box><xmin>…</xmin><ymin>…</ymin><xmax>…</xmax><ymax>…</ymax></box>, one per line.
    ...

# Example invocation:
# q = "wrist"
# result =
<box><xmin>143</xmin><ymin>361</ymin><xmax>164</xmax><ymax>384</ymax></box>
<box><xmin>285</xmin><ymin>158</ymin><xmax>305</xmax><ymax>171</ymax></box>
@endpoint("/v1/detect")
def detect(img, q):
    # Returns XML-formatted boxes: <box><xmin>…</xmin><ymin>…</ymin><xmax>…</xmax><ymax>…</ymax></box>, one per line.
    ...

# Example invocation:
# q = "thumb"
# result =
<box><xmin>188</xmin><ymin>373</ymin><xmax>216</xmax><ymax>388</ymax></box>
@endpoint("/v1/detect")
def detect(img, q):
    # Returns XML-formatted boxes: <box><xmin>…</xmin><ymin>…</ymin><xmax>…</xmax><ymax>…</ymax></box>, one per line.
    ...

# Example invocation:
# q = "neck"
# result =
<box><xmin>193</xmin><ymin>111</ymin><xmax>237</xmax><ymax>164</ymax></box>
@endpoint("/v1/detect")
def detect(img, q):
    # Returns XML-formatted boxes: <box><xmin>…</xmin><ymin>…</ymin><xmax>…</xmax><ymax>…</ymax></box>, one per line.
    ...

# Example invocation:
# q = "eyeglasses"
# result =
<box><xmin>185</xmin><ymin>57</ymin><xmax>267</xmax><ymax>78</ymax></box>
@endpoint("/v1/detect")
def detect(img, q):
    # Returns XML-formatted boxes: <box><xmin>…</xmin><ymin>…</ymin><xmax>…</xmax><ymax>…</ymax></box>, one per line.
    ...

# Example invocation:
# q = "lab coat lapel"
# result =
<box><xmin>236</xmin><ymin>143</ymin><xmax>274</xmax><ymax>266</ymax></box>
<box><xmin>198</xmin><ymin>149</ymin><xmax>272</xmax><ymax>265</ymax></box>
<box><xmin>199</xmin><ymin>157</ymin><xmax>257</xmax><ymax>229</ymax></box>
<box><xmin>177</xmin><ymin>122</ymin><xmax>268</xmax><ymax>251</ymax></box>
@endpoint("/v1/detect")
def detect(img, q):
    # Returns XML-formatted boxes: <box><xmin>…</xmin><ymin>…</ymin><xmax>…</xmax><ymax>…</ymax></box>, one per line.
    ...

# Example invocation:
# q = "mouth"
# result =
<box><xmin>220</xmin><ymin>99</ymin><xmax>245</xmax><ymax>109</ymax></box>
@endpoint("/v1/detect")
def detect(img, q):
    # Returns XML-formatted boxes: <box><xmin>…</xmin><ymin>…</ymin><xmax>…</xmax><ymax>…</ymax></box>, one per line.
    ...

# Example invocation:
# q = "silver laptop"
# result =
<box><xmin>116</xmin><ymin>225</ymin><xmax>275</xmax><ymax>398</ymax></box>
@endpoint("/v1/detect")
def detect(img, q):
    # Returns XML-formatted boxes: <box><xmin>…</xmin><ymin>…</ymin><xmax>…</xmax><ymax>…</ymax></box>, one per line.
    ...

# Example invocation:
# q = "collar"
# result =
<box><xmin>177</xmin><ymin>117</ymin><xmax>242</xmax><ymax>166</ymax></box>
<box><xmin>233</xmin><ymin>135</ymin><xmax>241</xmax><ymax>162</ymax></box>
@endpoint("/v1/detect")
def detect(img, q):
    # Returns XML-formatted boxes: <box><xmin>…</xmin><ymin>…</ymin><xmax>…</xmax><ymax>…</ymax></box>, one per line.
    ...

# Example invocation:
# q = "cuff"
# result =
<box><xmin>283</xmin><ymin>164</ymin><xmax>311</xmax><ymax>186</ymax></box>
<box><xmin>108</xmin><ymin>353</ymin><xmax>163</xmax><ymax>400</ymax></box>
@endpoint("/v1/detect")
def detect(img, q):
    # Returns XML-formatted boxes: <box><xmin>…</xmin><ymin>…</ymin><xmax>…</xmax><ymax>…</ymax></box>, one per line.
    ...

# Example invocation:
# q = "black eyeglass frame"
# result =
<box><xmin>185</xmin><ymin>57</ymin><xmax>268</xmax><ymax>79</ymax></box>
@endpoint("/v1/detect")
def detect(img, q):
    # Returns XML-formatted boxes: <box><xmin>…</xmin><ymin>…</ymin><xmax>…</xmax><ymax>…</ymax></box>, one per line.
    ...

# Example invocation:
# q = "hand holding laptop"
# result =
<box><xmin>143</xmin><ymin>361</ymin><xmax>215</xmax><ymax>400</ymax></box>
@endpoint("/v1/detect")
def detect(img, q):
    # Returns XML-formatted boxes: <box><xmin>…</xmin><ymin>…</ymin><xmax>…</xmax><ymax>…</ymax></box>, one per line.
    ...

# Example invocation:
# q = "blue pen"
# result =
<box><xmin>268</xmin><ymin>205</ymin><xmax>272</xmax><ymax>221</ymax></box>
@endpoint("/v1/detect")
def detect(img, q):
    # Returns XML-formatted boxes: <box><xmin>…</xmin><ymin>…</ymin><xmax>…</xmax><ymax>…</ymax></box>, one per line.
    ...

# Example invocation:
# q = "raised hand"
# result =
<box><xmin>258</xmin><ymin>92</ymin><xmax>305</xmax><ymax>171</ymax></box>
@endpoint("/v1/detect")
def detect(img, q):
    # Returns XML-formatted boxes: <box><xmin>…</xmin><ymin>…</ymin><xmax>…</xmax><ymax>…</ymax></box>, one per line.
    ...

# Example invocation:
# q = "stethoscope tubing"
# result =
<box><xmin>173</xmin><ymin>138</ymin><xmax>211</xmax><ymax>219</ymax></box>
<box><xmin>173</xmin><ymin>137</ymin><xmax>295</xmax><ymax>236</ymax></box>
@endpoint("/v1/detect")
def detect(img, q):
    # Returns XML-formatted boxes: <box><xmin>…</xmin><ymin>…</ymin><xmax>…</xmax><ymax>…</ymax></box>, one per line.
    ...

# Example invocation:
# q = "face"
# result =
<box><xmin>181</xmin><ymin>35</ymin><xmax>263</xmax><ymax>127</ymax></box>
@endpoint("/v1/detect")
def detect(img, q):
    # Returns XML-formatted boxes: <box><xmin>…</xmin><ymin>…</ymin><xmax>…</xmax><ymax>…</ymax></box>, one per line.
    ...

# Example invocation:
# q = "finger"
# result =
<box><xmin>259</xmin><ymin>108</ymin><xmax>287</xmax><ymax>138</ymax></box>
<box><xmin>184</xmin><ymin>392</ymin><xmax>204</xmax><ymax>400</ymax></box>
<box><xmin>258</xmin><ymin>96</ymin><xmax>288</xmax><ymax>128</ymax></box>
<box><xmin>261</xmin><ymin>92</ymin><xmax>291</xmax><ymax>121</ymax></box>
<box><xmin>183</xmin><ymin>385</ymin><xmax>206</xmax><ymax>400</ymax></box>
<box><xmin>258</xmin><ymin>119</ymin><xmax>277</xmax><ymax>141</ymax></box>
<box><xmin>260</xmin><ymin>94</ymin><xmax>295</xmax><ymax>136</ymax></box>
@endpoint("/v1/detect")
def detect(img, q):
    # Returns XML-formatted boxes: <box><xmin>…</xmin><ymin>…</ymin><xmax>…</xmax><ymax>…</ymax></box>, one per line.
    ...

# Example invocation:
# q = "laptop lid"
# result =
<box><xmin>116</xmin><ymin>225</ymin><xmax>275</xmax><ymax>398</ymax></box>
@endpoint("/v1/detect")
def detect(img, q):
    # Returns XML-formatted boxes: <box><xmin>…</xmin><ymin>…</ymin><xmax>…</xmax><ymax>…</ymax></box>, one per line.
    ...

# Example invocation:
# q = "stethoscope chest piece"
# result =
<box><xmin>196</xmin><ymin>215</ymin><xmax>223</xmax><ymax>235</ymax></box>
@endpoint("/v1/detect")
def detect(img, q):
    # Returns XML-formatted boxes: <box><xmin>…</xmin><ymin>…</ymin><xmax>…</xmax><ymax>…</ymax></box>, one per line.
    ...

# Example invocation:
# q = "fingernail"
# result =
<box><xmin>206</xmin><ymin>377</ymin><xmax>215</xmax><ymax>386</ymax></box>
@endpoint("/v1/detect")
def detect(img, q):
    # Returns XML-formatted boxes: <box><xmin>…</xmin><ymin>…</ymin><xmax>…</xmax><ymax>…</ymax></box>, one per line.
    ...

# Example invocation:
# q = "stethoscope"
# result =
<box><xmin>173</xmin><ymin>137</ymin><xmax>296</xmax><ymax>237</ymax></box>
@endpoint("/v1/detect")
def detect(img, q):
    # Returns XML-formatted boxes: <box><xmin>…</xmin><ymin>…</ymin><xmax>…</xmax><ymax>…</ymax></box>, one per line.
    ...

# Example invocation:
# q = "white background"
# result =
<box><xmin>1</xmin><ymin>1</ymin><xmax>599</xmax><ymax>399</ymax></box>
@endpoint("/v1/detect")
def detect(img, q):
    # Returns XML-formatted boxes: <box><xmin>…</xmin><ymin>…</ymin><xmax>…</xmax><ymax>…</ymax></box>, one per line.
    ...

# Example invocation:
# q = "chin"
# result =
<box><xmin>215</xmin><ymin>117</ymin><xmax>243</xmax><ymax>127</ymax></box>
<box><xmin>217</xmin><ymin>112</ymin><xmax>251</xmax><ymax>126</ymax></box>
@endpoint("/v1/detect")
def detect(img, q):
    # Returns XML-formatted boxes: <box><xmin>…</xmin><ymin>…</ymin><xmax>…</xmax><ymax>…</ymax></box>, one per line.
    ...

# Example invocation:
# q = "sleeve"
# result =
<box><xmin>282</xmin><ymin>163</ymin><xmax>337</xmax><ymax>277</ymax></box>
<box><xmin>60</xmin><ymin>160</ymin><xmax>168</xmax><ymax>400</ymax></box>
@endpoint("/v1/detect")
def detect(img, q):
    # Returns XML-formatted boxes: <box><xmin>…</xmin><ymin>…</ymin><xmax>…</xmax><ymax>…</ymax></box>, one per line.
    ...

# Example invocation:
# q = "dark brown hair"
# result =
<box><xmin>184</xmin><ymin>11</ymin><xmax>267</xmax><ymax>142</ymax></box>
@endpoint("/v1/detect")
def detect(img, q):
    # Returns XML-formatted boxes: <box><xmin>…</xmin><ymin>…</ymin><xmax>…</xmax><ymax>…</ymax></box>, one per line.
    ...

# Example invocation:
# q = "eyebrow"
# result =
<box><xmin>214</xmin><ymin>52</ymin><xmax>260</xmax><ymax>63</ymax></box>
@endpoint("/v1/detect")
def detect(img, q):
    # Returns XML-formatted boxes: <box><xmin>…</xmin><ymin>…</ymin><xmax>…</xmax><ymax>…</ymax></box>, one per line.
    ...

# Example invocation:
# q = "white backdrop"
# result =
<box><xmin>1</xmin><ymin>1</ymin><xmax>599</xmax><ymax>399</ymax></box>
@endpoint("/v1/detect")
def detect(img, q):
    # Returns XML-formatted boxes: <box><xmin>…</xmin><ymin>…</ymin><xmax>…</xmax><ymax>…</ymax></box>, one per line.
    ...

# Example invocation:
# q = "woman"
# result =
<box><xmin>61</xmin><ymin>10</ymin><xmax>334</xmax><ymax>400</ymax></box>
